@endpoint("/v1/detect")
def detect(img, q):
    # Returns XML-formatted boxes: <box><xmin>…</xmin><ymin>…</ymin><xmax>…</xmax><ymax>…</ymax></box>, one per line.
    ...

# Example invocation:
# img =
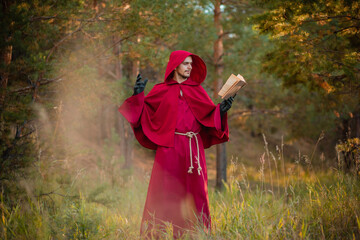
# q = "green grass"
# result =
<box><xmin>206</xmin><ymin>172</ymin><xmax>360</xmax><ymax>239</ymax></box>
<box><xmin>1</xmin><ymin>133</ymin><xmax>360</xmax><ymax>240</ymax></box>
<box><xmin>1</xmin><ymin>164</ymin><xmax>359</xmax><ymax>239</ymax></box>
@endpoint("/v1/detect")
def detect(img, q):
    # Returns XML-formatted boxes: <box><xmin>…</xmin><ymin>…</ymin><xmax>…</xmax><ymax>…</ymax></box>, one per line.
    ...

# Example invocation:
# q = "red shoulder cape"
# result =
<box><xmin>119</xmin><ymin>50</ymin><xmax>229</xmax><ymax>149</ymax></box>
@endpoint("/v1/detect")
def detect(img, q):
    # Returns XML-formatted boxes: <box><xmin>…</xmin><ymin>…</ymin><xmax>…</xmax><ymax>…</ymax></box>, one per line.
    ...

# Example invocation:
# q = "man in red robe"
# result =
<box><xmin>119</xmin><ymin>50</ymin><xmax>234</xmax><ymax>238</ymax></box>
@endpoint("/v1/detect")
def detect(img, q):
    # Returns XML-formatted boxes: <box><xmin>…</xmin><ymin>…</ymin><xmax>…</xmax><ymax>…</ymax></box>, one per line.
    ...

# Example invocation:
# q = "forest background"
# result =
<box><xmin>1</xmin><ymin>0</ymin><xmax>359</xmax><ymax>239</ymax></box>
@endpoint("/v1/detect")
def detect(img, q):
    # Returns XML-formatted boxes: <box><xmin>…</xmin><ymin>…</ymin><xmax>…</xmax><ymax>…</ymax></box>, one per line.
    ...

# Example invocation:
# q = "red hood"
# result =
<box><xmin>164</xmin><ymin>50</ymin><xmax>207</xmax><ymax>85</ymax></box>
<box><xmin>119</xmin><ymin>50</ymin><xmax>229</xmax><ymax>149</ymax></box>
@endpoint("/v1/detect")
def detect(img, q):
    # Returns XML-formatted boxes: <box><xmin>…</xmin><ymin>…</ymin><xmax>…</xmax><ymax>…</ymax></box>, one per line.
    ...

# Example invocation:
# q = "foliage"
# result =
<box><xmin>210</xmin><ymin>2</ymin><xmax>336</xmax><ymax>142</ymax></box>
<box><xmin>0</xmin><ymin>0</ymin><xmax>213</xmax><ymax>204</ymax></box>
<box><xmin>0</xmin><ymin>0</ymin><xmax>84</xmax><ymax>200</ymax></box>
<box><xmin>251</xmin><ymin>0</ymin><xmax>360</xmax><ymax>140</ymax></box>
<box><xmin>336</xmin><ymin>137</ymin><xmax>360</xmax><ymax>174</ymax></box>
<box><xmin>252</xmin><ymin>0</ymin><xmax>359</xmax><ymax>93</ymax></box>
<box><xmin>1</xmin><ymin>1</ymin><xmax>359</xmax><ymax>238</ymax></box>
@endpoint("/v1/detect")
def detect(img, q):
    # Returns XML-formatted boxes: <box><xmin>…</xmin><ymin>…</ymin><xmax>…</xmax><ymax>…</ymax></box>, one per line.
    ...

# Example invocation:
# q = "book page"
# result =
<box><xmin>218</xmin><ymin>74</ymin><xmax>247</xmax><ymax>99</ymax></box>
<box><xmin>218</xmin><ymin>74</ymin><xmax>239</xmax><ymax>97</ymax></box>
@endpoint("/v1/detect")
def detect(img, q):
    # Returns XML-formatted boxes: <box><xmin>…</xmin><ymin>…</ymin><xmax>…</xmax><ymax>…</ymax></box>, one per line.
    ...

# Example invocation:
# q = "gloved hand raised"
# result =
<box><xmin>133</xmin><ymin>74</ymin><xmax>148</xmax><ymax>95</ymax></box>
<box><xmin>220</xmin><ymin>96</ymin><xmax>235</xmax><ymax>117</ymax></box>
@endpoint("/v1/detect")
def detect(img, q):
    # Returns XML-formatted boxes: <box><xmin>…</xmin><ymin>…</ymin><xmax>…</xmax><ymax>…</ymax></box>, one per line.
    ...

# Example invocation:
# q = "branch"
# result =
<box><xmin>45</xmin><ymin>13</ymin><xmax>105</xmax><ymax>62</ymax></box>
<box><xmin>30</xmin><ymin>16</ymin><xmax>59</xmax><ymax>21</ymax></box>
<box><xmin>11</xmin><ymin>77</ymin><xmax>63</xmax><ymax>94</ymax></box>
<box><xmin>334</xmin><ymin>25</ymin><xmax>360</xmax><ymax>34</ymax></box>
<box><xmin>46</xmin><ymin>26</ymin><xmax>83</xmax><ymax>62</ymax></box>
<box><xmin>229</xmin><ymin>109</ymin><xmax>285</xmax><ymax>119</ymax></box>
<box><xmin>301</xmin><ymin>15</ymin><xmax>360</xmax><ymax>23</ymax></box>
<box><xmin>67</xmin><ymin>33</ymin><xmax>136</xmax><ymax>73</ymax></box>
<box><xmin>30</xmin><ymin>15</ymin><xmax>122</xmax><ymax>22</ymax></box>
<box><xmin>11</xmin><ymin>33</ymin><xmax>136</xmax><ymax>95</ymax></box>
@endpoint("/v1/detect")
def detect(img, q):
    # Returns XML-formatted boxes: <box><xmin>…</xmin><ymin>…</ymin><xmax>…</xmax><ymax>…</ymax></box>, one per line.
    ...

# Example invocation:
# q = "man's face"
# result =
<box><xmin>175</xmin><ymin>56</ymin><xmax>193</xmax><ymax>79</ymax></box>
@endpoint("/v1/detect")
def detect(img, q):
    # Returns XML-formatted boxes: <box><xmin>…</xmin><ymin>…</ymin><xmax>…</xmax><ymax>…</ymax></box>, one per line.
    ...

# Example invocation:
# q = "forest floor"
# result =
<box><xmin>2</xmin><ymin>128</ymin><xmax>358</xmax><ymax>240</ymax></box>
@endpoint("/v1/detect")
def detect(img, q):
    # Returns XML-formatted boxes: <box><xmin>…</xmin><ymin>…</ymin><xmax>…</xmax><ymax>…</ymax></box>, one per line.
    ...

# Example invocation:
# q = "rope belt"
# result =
<box><xmin>175</xmin><ymin>131</ymin><xmax>202</xmax><ymax>175</ymax></box>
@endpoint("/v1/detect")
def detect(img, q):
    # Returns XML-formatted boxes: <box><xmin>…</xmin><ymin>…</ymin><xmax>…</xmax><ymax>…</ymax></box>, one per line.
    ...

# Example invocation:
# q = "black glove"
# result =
<box><xmin>133</xmin><ymin>74</ymin><xmax>148</xmax><ymax>95</ymax></box>
<box><xmin>220</xmin><ymin>96</ymin><xmax>235</xmax><ymax>117</ymax></box>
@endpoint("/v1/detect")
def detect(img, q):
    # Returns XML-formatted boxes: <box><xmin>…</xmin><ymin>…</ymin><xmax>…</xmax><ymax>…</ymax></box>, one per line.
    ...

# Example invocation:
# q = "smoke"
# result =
<box><xmin>30</xmin><ymin>38</ymin><xmax>149</xmax><ymax>196</ymax></box>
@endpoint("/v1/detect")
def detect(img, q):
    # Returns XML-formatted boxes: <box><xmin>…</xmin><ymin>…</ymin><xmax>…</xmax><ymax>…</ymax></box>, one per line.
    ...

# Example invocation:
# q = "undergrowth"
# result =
<box><xmin>1</xmin><ymin>135</ymin><xmax>359</xmax><ymax>239</ymax></box>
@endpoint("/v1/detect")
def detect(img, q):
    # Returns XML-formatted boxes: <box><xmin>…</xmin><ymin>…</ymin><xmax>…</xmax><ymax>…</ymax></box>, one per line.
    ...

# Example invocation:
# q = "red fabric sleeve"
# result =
<box><xmin>118</xmin><ymin>92</ymin><xmax>144</xmax><ymax>128</ymax></box>
<box><xmin>118</xmin><ymin>83</ymin><xmax>229</xmax><ymax>150</ymax></box>
<box><xmin>118</xmin><ymin>92</ymin><xmax>157</xmax><ymax>150</ymax></box>
<box><xmin>200</xmin><ymin>104</ymin><xmax>229</xmax><ymax>149</ymax></box>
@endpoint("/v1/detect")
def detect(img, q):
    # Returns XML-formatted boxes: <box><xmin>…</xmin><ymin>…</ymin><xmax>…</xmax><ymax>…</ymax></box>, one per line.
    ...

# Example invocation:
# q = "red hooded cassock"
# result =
<box><xmin>119</xmin><ymin>50</ymin><xmax>229</xmax><ymax>236</ymax></box>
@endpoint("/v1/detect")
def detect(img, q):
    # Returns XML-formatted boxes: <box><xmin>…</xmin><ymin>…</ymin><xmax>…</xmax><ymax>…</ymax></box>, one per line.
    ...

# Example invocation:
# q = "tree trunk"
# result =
<box><xmin>123</xmin><ymin>36</ymin><xmax>141</xmax><ymax>169</ymax></box>
<box><xmin>113</xmin><ymin>35</ymin><xmax>123</xmax><ymax>81</ymax></box>
<box><xmin>213</xmin><ymin>0</ymin><xmax>227</xmax><ymax>190</ymax></box>
<box><xmin>1</xmin><ymin>0</ymin><xmax>12</xmax><ymax>110</ymax></box>
<box><xmin>0</xmin><ymin>44</ymin><xmax>12</xmax><ymax>110</ymax></box>
<box><xmin>112</xmin><ymin>35</ymin><xmax>132</xmax><ymax>168</ymax></box>
<box><xmin>113</xmin><ymin>35</ymin><xmax>125</xmax><ymax>160</ymax></box>
<box><xmin>355</xmin><ymin>111</ymin><xmax>360</xmax><ymax>139</ymax></box>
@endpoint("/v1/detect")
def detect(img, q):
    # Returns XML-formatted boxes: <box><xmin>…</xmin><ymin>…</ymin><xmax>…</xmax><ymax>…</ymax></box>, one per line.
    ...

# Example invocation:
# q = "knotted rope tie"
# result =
<box><xmin>174</xmin><ymin>131</ymin><xmax>202</xmax><ymax>175</ymax></box>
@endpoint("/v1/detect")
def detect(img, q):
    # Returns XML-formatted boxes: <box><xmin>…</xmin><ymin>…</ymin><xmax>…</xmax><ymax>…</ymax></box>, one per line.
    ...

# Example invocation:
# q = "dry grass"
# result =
<box><xmin>1</xmin><ymin>134</ymin><xmax>360</xmax><ymax>239</ymax></box>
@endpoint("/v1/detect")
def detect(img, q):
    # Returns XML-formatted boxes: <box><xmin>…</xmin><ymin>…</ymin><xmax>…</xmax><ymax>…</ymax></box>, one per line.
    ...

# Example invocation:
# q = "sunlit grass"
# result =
<box><xmin>203</xmin><ymin>169</ymin><xmax>360</xmax><ymax>240</ymax></box>
<box><xmin>1</xmin><ymin>137</ymin><xmax>360</xmax><ymax>239</ymax></box>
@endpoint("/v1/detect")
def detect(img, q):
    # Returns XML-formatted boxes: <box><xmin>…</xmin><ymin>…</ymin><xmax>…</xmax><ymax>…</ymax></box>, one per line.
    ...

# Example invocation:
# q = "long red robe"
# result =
<box><xmin>119</xmin><ymin>50</ymin><xmax>229</xmax><ymax>236</ymax></box>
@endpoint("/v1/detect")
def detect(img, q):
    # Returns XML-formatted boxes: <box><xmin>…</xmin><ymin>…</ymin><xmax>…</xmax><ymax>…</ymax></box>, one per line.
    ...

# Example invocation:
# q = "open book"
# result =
<box><xmin>218</xmin><ymin>74</ymin><xmax>247</xmax><ymax>99</ymax></box>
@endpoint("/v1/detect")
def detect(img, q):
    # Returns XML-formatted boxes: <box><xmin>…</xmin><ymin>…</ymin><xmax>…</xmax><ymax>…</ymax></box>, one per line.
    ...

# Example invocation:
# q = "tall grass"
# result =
<box><xmin>1</xmin><ymin>136</ymin><xmax>360</xmax><ymax>239</ymax></box>
<box><xmin>204</xmin><ymin>168</ymin><xmax>360</xmax><ymax>239</ymax></box>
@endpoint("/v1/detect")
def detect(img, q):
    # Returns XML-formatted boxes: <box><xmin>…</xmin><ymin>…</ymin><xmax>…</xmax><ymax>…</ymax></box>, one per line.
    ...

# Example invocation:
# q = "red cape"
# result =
<box><xmin>119</xmin><ymin>50</ymin><xmax>228</xmax><ymax>149</ymax></box>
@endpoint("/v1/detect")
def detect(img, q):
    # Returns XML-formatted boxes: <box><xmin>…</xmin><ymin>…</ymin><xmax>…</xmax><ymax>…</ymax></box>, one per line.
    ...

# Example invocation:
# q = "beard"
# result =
<box><xmin>178</xmin><ymin>71</ymin><xmax>190</xmax><ymax>79</ymax></box>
